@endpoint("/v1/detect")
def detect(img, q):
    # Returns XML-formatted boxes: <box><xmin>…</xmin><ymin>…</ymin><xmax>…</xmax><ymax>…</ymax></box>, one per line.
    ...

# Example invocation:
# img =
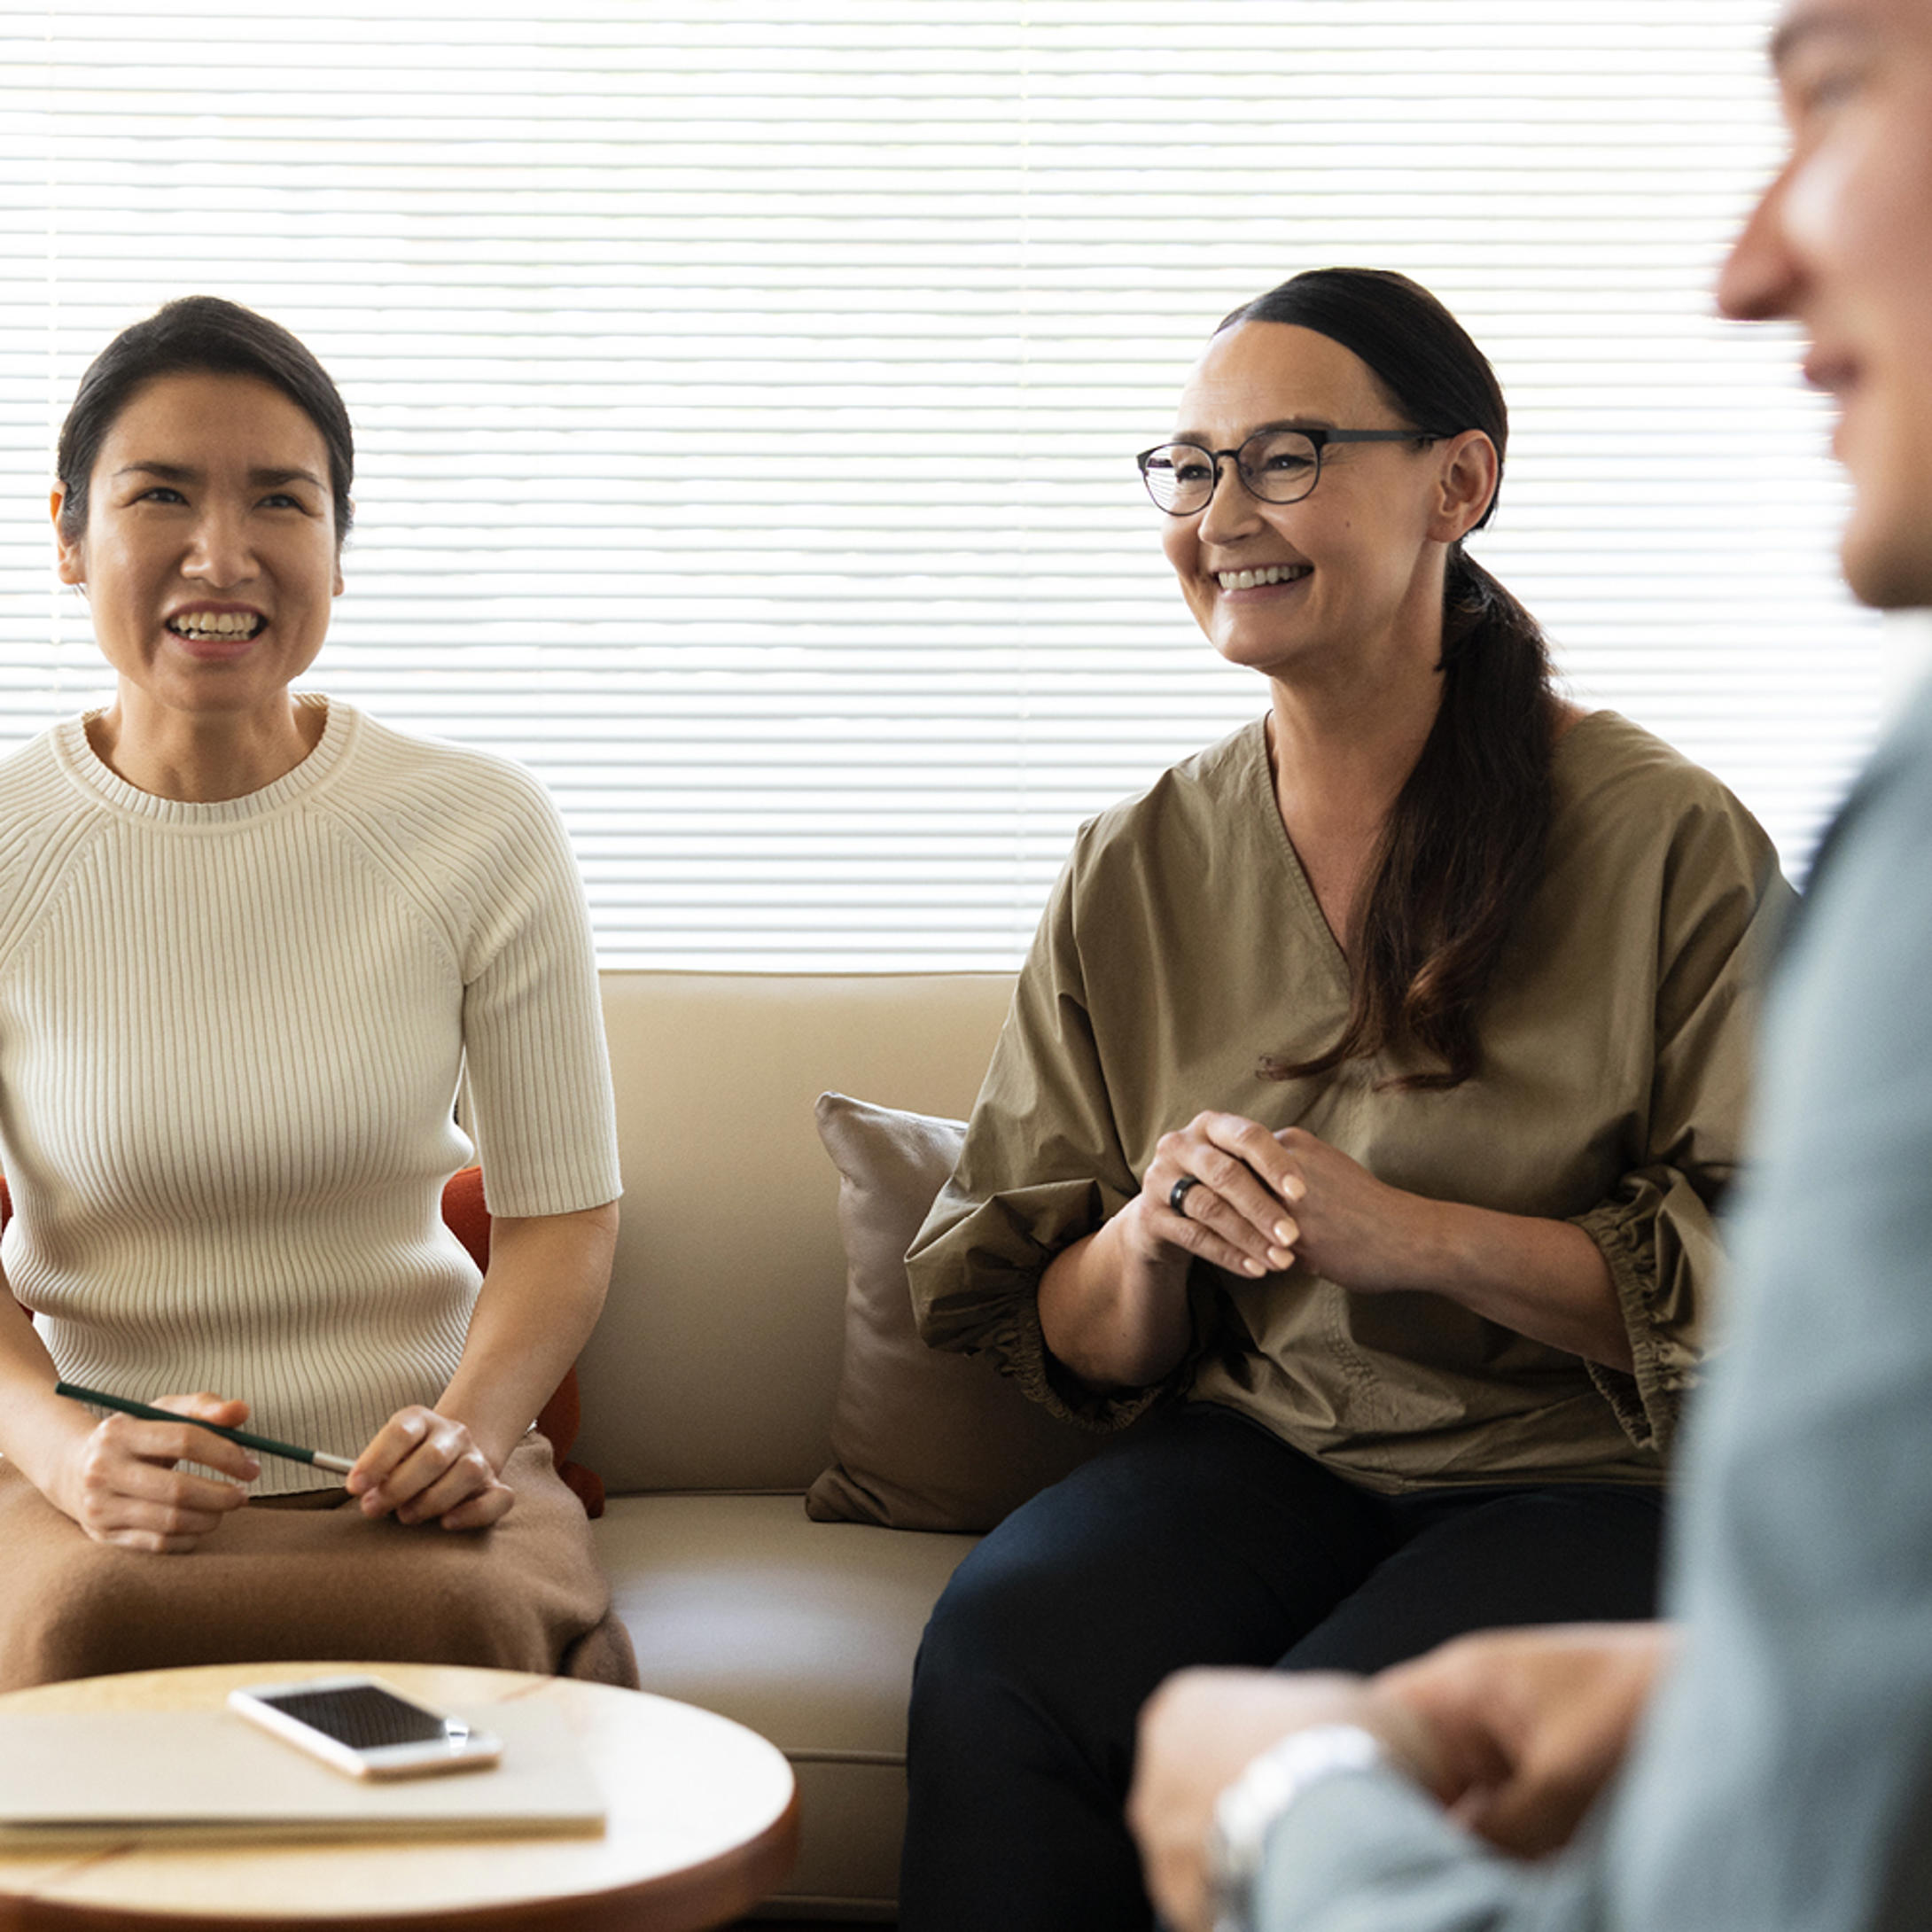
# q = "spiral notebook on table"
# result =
<box><xmin>0</xmin><ymin>1700</ymin><xmax>605</xmax><ymax>1848</ymax></box>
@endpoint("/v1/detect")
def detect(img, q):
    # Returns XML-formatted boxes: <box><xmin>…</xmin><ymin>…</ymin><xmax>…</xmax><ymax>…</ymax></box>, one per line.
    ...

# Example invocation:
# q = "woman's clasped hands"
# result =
<box><xmin>1137</xmin><ymin>1110</ymin><xmax>1429</xmax><ymax>1293</ymax></box>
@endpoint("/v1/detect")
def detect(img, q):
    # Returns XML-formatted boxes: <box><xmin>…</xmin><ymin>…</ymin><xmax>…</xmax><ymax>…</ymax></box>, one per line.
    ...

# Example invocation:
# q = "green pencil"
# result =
<box><xmin>54</xmin><ymin>1382</ymin><xmax>356</xmax><ymax>1476</ymax></box>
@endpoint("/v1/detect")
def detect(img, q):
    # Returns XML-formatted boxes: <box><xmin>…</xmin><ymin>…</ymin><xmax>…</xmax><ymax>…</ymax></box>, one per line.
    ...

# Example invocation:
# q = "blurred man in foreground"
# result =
<box><xmin>1128</xmin><ymin>2</ymin><xmax>1932</xmax><ymax>1926</ymax></box>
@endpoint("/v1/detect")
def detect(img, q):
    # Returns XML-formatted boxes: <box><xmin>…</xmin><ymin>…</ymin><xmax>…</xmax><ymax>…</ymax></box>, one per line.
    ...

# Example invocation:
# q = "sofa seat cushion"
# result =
<box><xmin>596</xmin><ymin>1492</ymin><xmax>975</xmax><ymax>1756</ymax></box>
<box><xmin>596</xmin><ymin>1492</ymin><xmax>977</xmax><ymax>1918</ymax></box>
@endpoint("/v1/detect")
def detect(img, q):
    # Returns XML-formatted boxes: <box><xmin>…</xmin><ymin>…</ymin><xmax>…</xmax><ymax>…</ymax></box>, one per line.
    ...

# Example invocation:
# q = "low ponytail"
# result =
<box><xmin>1224</xmin><ymin>269</ymin><xmax>1559</xmax><ymax>1090</ymax></box>
<box><xmin>1259</xmin><ymin>548</ymin><xmax>1554</xmax><ymax>1089</ymax></box>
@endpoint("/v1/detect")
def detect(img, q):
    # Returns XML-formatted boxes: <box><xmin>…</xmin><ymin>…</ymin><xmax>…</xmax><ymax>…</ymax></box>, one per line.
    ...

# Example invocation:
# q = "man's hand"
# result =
<box><xmin>1375</xmin><ymin>1622</ymin><xmax>1678</xmax><ymax>1856</ymax></box>
<box><xmin>1128</xmin><ymin>1625</ymin><xmax>1676</xmax><ymax>1932</ymax></box>
<box><xmin>1130</xmin><ymin>1668</ymin><xmax>1444</xmax><ymax>1932</ymax></box>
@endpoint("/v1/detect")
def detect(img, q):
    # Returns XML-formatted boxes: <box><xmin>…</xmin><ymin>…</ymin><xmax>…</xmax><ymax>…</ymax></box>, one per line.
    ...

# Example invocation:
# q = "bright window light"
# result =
<box><xmin>0</xmin><ymin>0</ymin><xmax>1870</xmax><ymax>968</ymax></box>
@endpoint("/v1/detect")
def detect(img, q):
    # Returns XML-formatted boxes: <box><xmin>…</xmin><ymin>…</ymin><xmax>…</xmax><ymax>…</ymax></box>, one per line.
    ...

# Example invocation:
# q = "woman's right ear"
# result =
<box><xmin>50</xmin><ymin>486</ymin><xmax>84</xmax><ymax>587</ymax></box>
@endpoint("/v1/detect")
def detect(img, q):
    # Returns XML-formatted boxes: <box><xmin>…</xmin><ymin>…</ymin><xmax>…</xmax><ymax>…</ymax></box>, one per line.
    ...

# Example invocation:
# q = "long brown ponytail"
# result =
<box><xmin>1227</xmin><ymin>269</ymin><xmax>1558</xmax><ymax>1091</ymax></box>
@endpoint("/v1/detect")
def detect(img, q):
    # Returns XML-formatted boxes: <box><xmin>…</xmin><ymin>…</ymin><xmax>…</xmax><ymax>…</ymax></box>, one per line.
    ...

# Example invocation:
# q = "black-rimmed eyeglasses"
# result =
<box><xmin>1136</xmin><ymin>426</ymin><xmax>1445</xmax><ymax>516</ymax></box>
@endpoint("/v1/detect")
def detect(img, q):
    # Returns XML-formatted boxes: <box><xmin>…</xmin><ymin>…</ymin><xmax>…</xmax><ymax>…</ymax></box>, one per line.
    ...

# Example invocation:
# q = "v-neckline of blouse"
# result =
<box><xmin>1245</xmin><ymin>717</ymin><xmax>1353</xmax><ymax>997</ymax></box>
<box><xmin>1243</xmin><ymin>707</ymin><xmax>1617</xmax><ymax>1002</ymax></box>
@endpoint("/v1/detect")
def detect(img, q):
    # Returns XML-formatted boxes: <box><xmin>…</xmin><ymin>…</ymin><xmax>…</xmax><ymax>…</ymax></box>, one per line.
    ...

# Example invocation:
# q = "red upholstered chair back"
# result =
<box><xmin>0</xmin><ymin>1167</ymin><xmax>603</xmax><ymax>1517</ymax></box>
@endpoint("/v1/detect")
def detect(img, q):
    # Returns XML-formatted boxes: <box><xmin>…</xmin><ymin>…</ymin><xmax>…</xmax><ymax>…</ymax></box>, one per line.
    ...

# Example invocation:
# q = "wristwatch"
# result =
<box><xmin>1205</xmin><ymin>1722</ymin><xmax>1388</xmax><ymax>1932</ymax></box>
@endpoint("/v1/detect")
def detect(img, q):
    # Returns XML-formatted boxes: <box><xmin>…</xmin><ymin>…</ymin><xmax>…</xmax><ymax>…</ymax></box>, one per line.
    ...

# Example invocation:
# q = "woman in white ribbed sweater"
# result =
<box><xmin>0</xmin><ymin>297</ymin><xmax>634</xmax><ymax>1688</ymax></box>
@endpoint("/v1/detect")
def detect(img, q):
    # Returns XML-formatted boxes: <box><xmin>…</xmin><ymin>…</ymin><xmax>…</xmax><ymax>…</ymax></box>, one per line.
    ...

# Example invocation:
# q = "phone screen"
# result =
<box><xmin>256</xmin><ymin>1683</ymin><xmax>463</xmax><ymax>1752</ymax></box>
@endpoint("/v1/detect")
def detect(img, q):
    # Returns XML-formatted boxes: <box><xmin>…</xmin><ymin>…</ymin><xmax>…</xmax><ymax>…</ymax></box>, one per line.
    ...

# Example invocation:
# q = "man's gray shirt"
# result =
<box><xmin>1256</xmin><ymin>679</ymin><xmax>1932</xmax><ymax>1931</ymax></box>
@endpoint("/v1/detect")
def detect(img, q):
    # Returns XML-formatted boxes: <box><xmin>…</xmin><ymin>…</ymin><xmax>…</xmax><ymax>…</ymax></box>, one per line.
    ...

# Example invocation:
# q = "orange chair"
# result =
<box><xmin>1</xmin><ymin>1166</ymin><xmax>604</xmax><ymax>1517</ymax></box>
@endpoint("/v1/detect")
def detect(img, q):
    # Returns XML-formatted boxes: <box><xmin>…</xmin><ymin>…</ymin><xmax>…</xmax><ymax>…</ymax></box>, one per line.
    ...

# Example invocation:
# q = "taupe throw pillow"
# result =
<box><xmin>806</xmin><ymin>1091</ymin><xmax>1106</xmax><ymax>1532</ymax></box>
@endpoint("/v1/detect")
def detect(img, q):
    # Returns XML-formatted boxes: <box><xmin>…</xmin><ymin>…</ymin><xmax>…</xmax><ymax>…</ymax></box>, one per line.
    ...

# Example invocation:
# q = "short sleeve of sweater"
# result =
<box><xmin>326</xmin><ymin>721</ymin><xmax>621</xmax><ymax>1220</ymax></box>
<box><xmin>452</xmin><ymin>765</ymin><xmax>620</xmax><ymax>1219</ymax></box>
<box><xmin>0</xmin><ymin>736</ymin><xmax>103</xmax><ymax>968</ymax></box>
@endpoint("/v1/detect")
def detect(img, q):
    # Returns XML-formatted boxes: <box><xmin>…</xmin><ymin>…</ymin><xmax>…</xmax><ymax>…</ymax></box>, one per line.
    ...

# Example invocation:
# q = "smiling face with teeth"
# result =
<box><xmin>1160</xmin><ymin>321</ymin><xmax>1494</xmax><ymax>696</ymax></box>
<box><xmin>52</xmin><ymin>369</ymin><xmax>343</xmax><ymax>748</ymax></box>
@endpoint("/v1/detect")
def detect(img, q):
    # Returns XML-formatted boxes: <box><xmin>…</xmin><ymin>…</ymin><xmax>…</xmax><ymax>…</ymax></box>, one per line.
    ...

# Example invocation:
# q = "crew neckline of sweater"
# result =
<box><xmin>52</xmin><ymin>693</ymin><xmax>356</xmax><ymax>827</ymax></box>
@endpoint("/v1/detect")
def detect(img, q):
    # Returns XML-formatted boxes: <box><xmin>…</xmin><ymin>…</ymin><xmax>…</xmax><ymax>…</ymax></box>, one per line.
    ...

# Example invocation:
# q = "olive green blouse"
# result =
<box><xmin>907</xmin><ymin>713</ymin><xmax>1794</xmax><ymax>1493</ymax></box>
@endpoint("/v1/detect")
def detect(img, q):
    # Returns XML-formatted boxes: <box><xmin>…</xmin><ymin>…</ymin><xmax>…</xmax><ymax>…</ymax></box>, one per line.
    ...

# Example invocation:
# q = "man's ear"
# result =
<box><xmin>1428</xmin><ymin>431</ymin><xmax>1500</xmax><ymax>544</ymax></box>
<box><xmin>51</xmin><ymin>485</ymin><xmax>85</xmax><ymax>588</ymax></box>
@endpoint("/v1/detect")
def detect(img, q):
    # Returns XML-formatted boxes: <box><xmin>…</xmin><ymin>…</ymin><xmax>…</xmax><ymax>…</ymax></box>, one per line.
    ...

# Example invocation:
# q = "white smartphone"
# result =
<box><xmin>227</xmin><ymin>1675</ymin><xmax>503</xmax><ymax>1780</ymax></box>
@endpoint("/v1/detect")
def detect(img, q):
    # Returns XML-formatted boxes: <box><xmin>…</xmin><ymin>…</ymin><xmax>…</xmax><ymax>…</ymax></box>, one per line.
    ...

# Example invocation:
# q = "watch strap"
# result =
<box><xmin>1206</xmin><ymin>1722</ymin><xmax>1388</xmax><ymax>1932</ymax></box>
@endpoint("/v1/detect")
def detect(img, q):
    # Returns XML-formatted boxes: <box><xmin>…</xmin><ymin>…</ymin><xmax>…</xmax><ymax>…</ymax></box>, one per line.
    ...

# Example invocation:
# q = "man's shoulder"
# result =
<box><xmin>1799</xmin><ymin>674</ymin><xmax>1932</xmax><ymax>905</ymax></box>
<box><xmin>1850</xmin><ymin>673</ymin><xmax>1932</xmax><ymax>809</ymax></box>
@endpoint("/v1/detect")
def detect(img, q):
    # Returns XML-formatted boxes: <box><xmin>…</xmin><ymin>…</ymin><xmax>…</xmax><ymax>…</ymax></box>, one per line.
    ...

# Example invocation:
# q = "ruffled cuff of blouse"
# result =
<box><xmin>1570</xmin><ymin>1178</ymin><xmax>1712</xmax><ymax>1453</ymax></box>
<box><xmin>999</xmin><ymin>1284</ymin><xmax>1179</xmax><ymax>1433</ymax></box>
<box><xmin>911</xmin><ymin>1177</ymin><xmax>1174</xmax><ymax>1432</ymax></box>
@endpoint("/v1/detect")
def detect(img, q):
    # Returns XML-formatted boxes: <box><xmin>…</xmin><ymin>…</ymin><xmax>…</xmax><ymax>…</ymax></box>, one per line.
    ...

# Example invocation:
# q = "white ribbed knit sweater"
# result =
<box><xmin>0</xmin><ymin>697</ymin><xmax>620</xmax><ymax>1493</ymax></box>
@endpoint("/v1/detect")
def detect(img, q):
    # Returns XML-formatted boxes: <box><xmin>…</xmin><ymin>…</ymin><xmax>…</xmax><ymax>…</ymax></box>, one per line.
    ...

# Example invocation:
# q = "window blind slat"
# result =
<box><xmin>0</xmin><ymin>0</ymin><xmax>1874</xmax><ymax>969</ymax></box>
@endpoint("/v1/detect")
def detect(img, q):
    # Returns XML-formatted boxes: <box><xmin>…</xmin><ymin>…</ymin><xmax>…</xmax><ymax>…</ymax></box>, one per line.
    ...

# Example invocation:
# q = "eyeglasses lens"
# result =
<box><xmin>1141</xmin><ymin>430</ymin><xmax>1321</xmax><ymax>512</ymax></box>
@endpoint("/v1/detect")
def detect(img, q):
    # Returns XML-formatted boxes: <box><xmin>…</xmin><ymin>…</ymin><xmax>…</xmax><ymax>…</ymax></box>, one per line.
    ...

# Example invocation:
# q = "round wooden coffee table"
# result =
<box><xmin>0</xmin><ymin>1661</ymin><xmax>797</xmax><ymax>1929</ymax></box>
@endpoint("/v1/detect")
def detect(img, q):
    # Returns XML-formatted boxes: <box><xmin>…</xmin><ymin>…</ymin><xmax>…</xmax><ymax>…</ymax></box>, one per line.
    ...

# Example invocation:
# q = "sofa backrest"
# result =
<box><xmin>578</xmin><ymin>971</ymin><xmax>1016</xmax><ymax>1496</ymax></box>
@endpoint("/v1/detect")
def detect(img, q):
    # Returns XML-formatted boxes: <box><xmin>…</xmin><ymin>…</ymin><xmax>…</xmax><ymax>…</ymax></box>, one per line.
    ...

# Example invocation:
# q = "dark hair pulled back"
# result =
<box><xmin>56</xmin><ymin>296</ymin><xmax>354</xmax><ymax>543</ymax></box>
<box><xmin>1226</xmin><ymin>269</ymin><xmax>1558</xmax><ymax>1091</ymax></box>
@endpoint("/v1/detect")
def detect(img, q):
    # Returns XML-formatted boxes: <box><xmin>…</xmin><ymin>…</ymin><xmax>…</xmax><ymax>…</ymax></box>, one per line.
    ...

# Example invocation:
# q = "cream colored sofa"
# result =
<box><xmin>580</xmin><ymin>971</ymin><xmax>1018</xmax><ymax>1921</ymax></box>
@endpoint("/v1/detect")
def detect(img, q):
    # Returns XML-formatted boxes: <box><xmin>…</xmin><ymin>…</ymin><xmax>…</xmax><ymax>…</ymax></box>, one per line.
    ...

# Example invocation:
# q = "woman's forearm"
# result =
<box><xmin>436</xmin><ymin>1200</ymin><xmax>619</xmax><ymax>1468</ymax></box>
<box><xmin>1266</xmin><ymin>1130</ymin><xmax>1633</xmax><ymax>1371</ymax></box>
<box><xmin>1040</xmin><ymin>1123</ymin><xmax>1635</xmax><ymax>1392</ymax></box>
<box><xmin>1400</xmin><ymin>1197</ymin><xmax>1632</xmax><ymax>1371</ymax></box>
<box><xmin>0</xmin><ymin>1289</ymin><xmax>95</xmax><ymax>1501</ymax></box>
<box><xmin>1038</xmin><ymin>1211</ymin><xmax>1195</xmax><ymax>1392</ymax></box>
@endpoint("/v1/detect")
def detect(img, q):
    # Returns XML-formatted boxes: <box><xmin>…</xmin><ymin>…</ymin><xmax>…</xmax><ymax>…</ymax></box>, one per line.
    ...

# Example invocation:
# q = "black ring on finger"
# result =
<box><xmin>1169</xmin><ymin>1174</ymin><xmax>1204</xmax><ymax>1219</ymax></box>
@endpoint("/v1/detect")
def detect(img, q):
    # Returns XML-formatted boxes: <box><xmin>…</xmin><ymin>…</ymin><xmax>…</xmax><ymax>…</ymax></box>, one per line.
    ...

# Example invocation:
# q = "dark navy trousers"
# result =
<box><xmin>899</xmin><ymin>1403</ymin><xmax>1664</xmax><ymax>1932</ymax></box>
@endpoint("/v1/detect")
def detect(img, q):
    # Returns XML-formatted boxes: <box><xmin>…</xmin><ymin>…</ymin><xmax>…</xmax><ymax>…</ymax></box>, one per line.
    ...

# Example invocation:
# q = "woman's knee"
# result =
<box><xmin>0</xmin><ymin>1538</ymin><xmax>191</xmax><ymax>1687</ymax></box>
<box><xmin>908</xmin><ymin>1487</ymin><xmax>1180</xmax><ymax>1796</ymax></box>
<box><xmin>1282</xmin><ymin>1483</ymin><xmax>1667</xmax><ymax>1674</ymax></box>
<box><xmin>915</xmin><ymin>1522</ymin><xmax>1074</xmax><ymax>1715</ymax></box>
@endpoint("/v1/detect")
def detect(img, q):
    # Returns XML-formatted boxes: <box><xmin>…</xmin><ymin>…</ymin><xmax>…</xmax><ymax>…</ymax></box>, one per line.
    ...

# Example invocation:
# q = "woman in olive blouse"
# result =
<box><xmin>898</xmin><ymin>269</ymin><xmax>1791</xmax><ymax>1932</ymax></box>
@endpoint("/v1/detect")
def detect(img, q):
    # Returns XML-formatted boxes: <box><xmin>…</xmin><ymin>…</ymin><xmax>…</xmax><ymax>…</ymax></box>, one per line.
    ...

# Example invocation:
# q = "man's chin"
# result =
<box><xmin>1841</xmin><ymin>519</ymin><xmax>1932</xmax><ymax>612</ymax></box>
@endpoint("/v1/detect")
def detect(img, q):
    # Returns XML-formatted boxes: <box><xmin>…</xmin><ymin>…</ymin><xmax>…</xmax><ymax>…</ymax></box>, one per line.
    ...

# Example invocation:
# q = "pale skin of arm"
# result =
<box><xmin>1127</xmin><ymin>1621</ymin><xmax>1677</xmax><ymax>1932</ymax></box>
<box><xmin>1038</xmin><ymin>1108</ymin><xmax>1632</xmax><ymax>1392</ymax></box>
<box><xmin>344</xmin><ymin>1199</ymin><xmax>619</xmax><ymax>1529</ymax></box>
<box><xmin>0</xmin><ymin>1199</ymin><xmax>617</xmax><ymax>1552</ymax></box>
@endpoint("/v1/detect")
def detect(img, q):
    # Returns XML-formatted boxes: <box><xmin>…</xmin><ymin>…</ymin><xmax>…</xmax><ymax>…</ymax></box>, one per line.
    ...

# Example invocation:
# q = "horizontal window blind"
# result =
<box><xmin>0</xmin><ymin>0</ymin><xmax>1877</xmax><ymax>968</ymax></box>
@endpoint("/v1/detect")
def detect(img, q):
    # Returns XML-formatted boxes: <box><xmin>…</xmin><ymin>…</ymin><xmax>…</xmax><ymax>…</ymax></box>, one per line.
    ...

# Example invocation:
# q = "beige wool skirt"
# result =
<box><xmin>0</xmin><ymin>1435</ymin><xmax>637</xmax><ymax>1693</ymax></box>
